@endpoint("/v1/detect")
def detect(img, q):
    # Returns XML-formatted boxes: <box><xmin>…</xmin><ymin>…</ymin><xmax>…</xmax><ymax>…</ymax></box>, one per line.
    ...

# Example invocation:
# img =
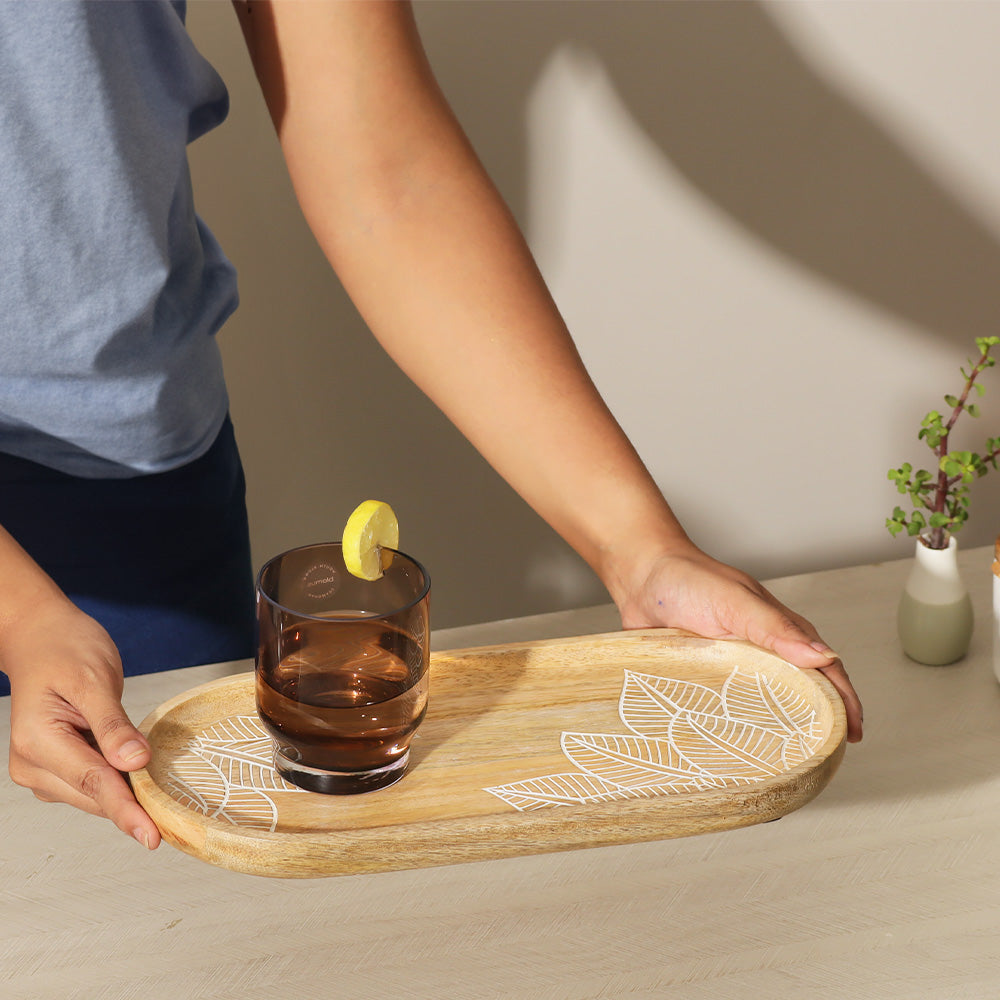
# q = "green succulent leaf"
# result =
<box><xmin>889</xmin><ymin>337</ymin><xmax>999</xmax><ymax>543</ymax></box>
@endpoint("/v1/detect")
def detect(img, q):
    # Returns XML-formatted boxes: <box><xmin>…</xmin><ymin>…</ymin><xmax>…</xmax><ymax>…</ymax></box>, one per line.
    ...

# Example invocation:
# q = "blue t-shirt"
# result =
<box><xmin>0</xmin><ymin>0</ymin><xmax>237</xmax><ymax>477</ymax></box>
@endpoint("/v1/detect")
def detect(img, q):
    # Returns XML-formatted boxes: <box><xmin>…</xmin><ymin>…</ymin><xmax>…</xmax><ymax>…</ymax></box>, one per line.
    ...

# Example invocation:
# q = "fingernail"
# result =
<box><xmin>810</xmin><ymin>641</ymin><xmax>840</xmax><ymax>659</ymax></box>
<box><xmin>120</xmin><ymin>740</ymin><xmax>147</xmax><ymax>763</ymax></box>
<box><xmin>133</xmin><ymin>828</ymin><xmax>150</xmax><ymax>849</ymax></box>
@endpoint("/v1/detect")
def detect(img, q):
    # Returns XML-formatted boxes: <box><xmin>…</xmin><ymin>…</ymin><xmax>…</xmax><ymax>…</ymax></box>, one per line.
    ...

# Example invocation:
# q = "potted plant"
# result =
<box><xmin>887</xmin><ymin>336</ymin><xmax>1000</xmax><ymax>664</ymax></box>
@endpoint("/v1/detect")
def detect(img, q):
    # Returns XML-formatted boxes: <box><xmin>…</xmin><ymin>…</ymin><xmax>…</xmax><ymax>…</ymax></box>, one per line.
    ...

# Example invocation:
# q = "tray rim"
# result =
<box><xmin>130</xmin><ymin>628</ymin><xmax>847</xmax><ymax>877</ymax></box>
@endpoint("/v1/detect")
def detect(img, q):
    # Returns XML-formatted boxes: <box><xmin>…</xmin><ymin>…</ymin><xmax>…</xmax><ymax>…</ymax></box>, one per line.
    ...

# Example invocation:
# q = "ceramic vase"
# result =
<box><xmin>897</xmin><ymin>535</ymin><xmax>973</xmax><ymax>666</ymax></box>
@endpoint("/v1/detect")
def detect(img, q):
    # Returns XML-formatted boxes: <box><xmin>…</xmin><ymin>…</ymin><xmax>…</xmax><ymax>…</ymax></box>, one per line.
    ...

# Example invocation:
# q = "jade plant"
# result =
<box><xmin>887</xmin><ymin>336</ymin><xmax>1000</xmax><ymax>550</ymax></box>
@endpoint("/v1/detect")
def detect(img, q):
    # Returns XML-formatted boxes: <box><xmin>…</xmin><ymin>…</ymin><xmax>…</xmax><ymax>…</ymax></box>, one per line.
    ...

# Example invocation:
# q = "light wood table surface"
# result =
<box><xmin>3</xmin><ymin>547</ymin><xmax>999</xmax><ymax>999</ymax></box>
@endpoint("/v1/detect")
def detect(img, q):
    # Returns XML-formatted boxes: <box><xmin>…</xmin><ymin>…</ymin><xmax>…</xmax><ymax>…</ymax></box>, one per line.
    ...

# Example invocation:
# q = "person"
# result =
<box><xmin>0</xmin><ymin>0</ymin><xmax>862</xmax><ymax>852</ymax></box>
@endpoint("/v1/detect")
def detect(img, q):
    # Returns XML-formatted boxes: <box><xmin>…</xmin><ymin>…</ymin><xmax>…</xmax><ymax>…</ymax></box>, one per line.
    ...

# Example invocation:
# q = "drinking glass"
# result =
<box><xmin>255</xmin><ymin>541</ymin><xmax>430</xmax><ymax>794</ymax></box>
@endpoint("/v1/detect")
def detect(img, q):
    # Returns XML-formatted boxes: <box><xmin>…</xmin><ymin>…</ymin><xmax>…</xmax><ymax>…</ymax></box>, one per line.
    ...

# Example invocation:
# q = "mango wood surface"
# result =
<box><xmin>131</xmin><ymin>629</ymin><xmax>846</xmax><ymax>877</ymax></box>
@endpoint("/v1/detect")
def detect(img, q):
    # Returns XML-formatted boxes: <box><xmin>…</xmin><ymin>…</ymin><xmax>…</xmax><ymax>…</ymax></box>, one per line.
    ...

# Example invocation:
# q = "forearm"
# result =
<box><xmin>238</xmin><ymin>0</ymin><xmax>691</xmax><ymax>594</ymax></box>
<box><xmin>327</xmin><ymin>179</ymin><xmax>685</xmax><ymax>576</ymax></box>
<box><xmin>234</xmin><ymin>1</ymin><xmax>863</xmax><ymax>741</ymax></box>
<box><xmin>0</xmin><ymin>524</ymin><xmax>70</xmax><ymax>675</ymax></box>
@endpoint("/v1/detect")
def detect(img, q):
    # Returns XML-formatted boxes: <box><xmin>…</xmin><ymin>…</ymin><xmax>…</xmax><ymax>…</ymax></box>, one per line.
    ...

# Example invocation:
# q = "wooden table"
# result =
<box><xmin>3</xmin><ymin>547</ymin><xmax>999</xmax><ymax>999</ymax></box>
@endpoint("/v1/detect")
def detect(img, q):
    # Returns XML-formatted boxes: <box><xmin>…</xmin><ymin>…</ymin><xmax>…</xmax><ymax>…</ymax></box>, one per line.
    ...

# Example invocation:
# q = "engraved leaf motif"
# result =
<box><xmin>619</xmin><ymin>670</ymin><xmax>723</xmax><ymax>739</ymax></box>
<box><xmin>167</xmin><ymin>753</ymin><xmax>236</xmax><ymax>820</ymax></box>
<box><xmin>197</xmin><ymin>715</ymin><xmax>272</xmax><ymax>756</ymax></box>
<box><xmin>212</xmin><ymin>787</ymin><xmax>282</xmax><ymax>832</ymax></box>
<box><xmin>486</xmin><ymin>663</ymin><xmax>827</xmax><ymax>812</ymax></box>
<box><xmin>667</xmin><ymin>713</ymin><xmax>789</xmax><ymax>782</ymax></box>
<box><xmin>484</xmin><ymin>772</ymin><xmax>711</xmax><ymax>810</ymax></box>
<box><xmin>166</xmin><ymin>715</ymin><xmax>307</xmax><ymax>833</ymax></box>
<box><xmin>483</xmin><ymin>773</ymin><xmax>632</xmax><ymax>810</ymax></box>
<box><xmin>560</xmin><ymin>732</ymin><xmax>725</xmax><ymax>789</ymax></box>
<box><xmin>166</xmin><ymin>764</ymin><xmax>218</xmax><ymax>814</ymax></box>
<box><xmin>720</xmin><ymin>668</ymin><xmax>820</xmax><ymax>741</ymax></box>
<box><xmin>191</xmin><ymin>716</ymin><xmax>303</xmax><ymax>794</ymax></box>
<box><xmin>166</xmin><ymin>765</ymin><xmax>280</xmax><ymax>832</ymax></box>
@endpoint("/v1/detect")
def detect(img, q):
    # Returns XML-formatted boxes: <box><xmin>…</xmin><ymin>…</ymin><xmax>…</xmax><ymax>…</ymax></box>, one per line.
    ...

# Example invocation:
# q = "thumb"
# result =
<box><xmin>81</xmin><ymin>691</ymin><xmax>151</xmax><ymax>772</ymax></box>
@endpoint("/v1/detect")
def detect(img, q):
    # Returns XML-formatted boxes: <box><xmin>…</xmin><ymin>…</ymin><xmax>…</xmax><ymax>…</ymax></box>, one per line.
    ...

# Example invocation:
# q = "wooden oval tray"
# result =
<box><xmin>130</xmin><ymin>629</ymin><xmax>847</xmax><ymax>878</ymax></box>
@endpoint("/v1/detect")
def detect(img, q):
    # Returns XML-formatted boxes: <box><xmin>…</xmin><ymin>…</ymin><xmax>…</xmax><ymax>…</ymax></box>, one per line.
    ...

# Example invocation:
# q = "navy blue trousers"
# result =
<box><xmin>0</xmin><ymin>417</ymin><xmax>256</xmax><ymax>697</ymax></box>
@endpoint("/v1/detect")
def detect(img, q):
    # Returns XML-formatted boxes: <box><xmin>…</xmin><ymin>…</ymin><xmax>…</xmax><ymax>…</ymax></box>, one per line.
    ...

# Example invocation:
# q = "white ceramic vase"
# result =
<box><xmin>897</xmin><ymin>535</ymin><xmax>973</xmax><ymax>666</ymax></box>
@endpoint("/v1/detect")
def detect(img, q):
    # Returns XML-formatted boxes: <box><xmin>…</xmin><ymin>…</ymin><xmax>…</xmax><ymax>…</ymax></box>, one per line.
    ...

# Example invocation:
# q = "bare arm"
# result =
<box><xmin>233</xmin><ymin>0</ymin><xmax>678</xmax><ymax>584</ymax></box>
<box><xmin>234</xmin><ymin>0</ymin><xmax>862</xmax><ymax>740</ymax></box>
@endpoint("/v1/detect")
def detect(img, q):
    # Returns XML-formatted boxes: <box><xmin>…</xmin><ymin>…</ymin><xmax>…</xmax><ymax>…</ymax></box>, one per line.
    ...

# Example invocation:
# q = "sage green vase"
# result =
<box><xmin>897</xmin><ymin>535</ymin><xmax>973</xmax><ymax>666</ymax></box>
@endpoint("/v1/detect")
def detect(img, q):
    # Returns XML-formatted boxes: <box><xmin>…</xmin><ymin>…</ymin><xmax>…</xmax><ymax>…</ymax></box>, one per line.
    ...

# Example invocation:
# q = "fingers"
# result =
<box><xmin>10</xmin><ymin>724</ymin><xmax>161</xmax><ymax>849</ymax></box>
<box><xmin>9</xmin><ymin>674</ymin><xmax>161</xmax><ymax>848</ymax></box>
<box><xmin>738</xmin><ymin>591</ymin><xmax>864</xmax><ymax>743</ymax></box>
<box><xmin>2</xmin><ymin>597</ymin><xmax>162</xmax><ymax>848</ymax></box>
<box><xmin>818</xmin><ymin>660</ymin><xmax>864</xmax><ymax>745</ymax></box>
<box><xmin>75</xmin><ymin>695</ymin><xmax>163</xmax><ymax>846</ymax></box>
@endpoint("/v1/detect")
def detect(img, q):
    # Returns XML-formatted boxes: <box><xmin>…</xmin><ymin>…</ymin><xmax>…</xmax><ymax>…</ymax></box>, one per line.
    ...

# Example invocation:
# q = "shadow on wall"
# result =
<box><xmin>417</xmin><ymin>0</ymin><xmax>1000</xmax><ymax>348</ymax></box>
<box><xmin>191</xmin><ymin>1</ymin><xmax>1000</xmax><ymax>630</ymax></box>
<box><xmin>417</xmin><ymin>0</ymin><xmax>1000</xmax><ymax>582</ymax></box>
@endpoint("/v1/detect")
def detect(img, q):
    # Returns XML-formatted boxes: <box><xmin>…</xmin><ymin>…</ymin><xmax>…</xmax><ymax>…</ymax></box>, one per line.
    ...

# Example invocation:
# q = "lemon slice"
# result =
<box><xmin>342</xmin><ymin>500</ymin><xmax>399</xmax><ymax>580</ymax></box>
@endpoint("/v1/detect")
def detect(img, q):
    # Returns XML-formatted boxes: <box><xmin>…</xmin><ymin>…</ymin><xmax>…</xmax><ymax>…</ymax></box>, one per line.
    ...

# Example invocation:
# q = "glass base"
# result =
<box><xmin>273</xmin><ymin>747</ymin><xmax>410</xmax><ymax>795</ymax></box>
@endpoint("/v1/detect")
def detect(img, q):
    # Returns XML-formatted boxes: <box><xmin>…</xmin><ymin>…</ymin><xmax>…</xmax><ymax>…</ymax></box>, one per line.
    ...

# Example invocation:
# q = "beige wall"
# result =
<box><xmin>186</xmin><ymin>1</ymin><xmax>1000</xmax><ymax>629</ymax></box>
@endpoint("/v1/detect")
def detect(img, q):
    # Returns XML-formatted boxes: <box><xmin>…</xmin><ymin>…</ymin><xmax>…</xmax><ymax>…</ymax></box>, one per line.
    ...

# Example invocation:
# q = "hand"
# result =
<box><xmin>611</xmin><ymin>542</ymin><xmax>864</xmax><ymax>743</ymax></box>
<box><xmin>4</xmin><ymin>595</ymin><xmax>161</xmax><ymax>848</ymax></box>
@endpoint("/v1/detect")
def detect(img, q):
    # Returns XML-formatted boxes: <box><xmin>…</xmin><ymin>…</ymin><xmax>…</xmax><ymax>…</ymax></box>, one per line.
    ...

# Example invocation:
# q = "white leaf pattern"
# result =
<box><xmin>165</xmin><ymin>770</ymin><xmax>214</xmax><ymax>814</ymax></box>
<box><xmin>166</xmin><ymin>715</ymin><xmax>307</xmax><ymax>833</ymax></box>
<box><xmin>720</xmin><ymin>668</ymin><xmax>820</xmax><ymax>739</ymax></box>
<box><xmin>667</xmin><ymin>714</ymin><xmax>787</xmax><ymax>781</ymax></box>
<box><xmin>561</xmin><ymin>732</ymin><xmax>724</xmax><ymax>788</ymax></box>
<box><xmin>619</xmin><ymin>670</ymin><xmax>723</xmax><ymax>738</ymax></box>
<box><xmin>483</xmin><ymin>772</ymin><xmax>710</xmax><ymax>811</ymax></box>
<box><xmin>485</xmin><ymin>665</ymin><xmax>825</xmax><ymax>811</ymax></box>
<box><xmin>483</xmin><ymin>773</ymin><xmax>631</xmax><ymax>810</ymax></box>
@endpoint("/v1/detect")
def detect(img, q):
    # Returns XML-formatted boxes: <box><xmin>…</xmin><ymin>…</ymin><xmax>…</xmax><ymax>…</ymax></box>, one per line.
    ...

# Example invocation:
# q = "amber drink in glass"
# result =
<box><xmin>255</xmin><ymin>542</ymin><xmax>430</xmax><ymax>794</ymax></box>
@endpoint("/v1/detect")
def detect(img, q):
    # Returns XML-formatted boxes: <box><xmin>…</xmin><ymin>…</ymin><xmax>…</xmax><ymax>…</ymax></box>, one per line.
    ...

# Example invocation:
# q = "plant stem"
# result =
<box><xmin>927</xmin><ymin>347</ymin><xmax>992</xmax><ymax>548</ymax></box>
